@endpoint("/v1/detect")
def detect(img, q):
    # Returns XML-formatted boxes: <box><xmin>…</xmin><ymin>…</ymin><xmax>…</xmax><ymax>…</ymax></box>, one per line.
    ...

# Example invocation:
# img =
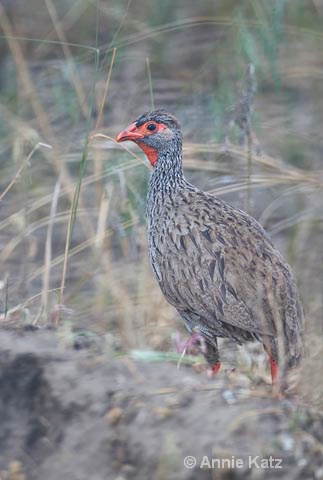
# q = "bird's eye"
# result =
<box><xmin>147</xmin><ymin>123</ymin><xmax>157</xmax><ymax>131</ymax></box>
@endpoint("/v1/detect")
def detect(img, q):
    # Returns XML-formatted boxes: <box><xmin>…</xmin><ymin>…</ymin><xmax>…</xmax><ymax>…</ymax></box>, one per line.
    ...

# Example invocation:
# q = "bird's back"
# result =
<box><xmin>147</xmin><ymin>182</ymin><xmax>304</xmax><ymax>365</ymax></box>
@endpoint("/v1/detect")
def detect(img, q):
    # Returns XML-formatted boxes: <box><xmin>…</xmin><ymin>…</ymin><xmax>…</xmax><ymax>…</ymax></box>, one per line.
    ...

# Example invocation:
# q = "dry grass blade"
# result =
<box><xmin>146</xmin><ymin>56</ymin><xmax>155</xmax><ymax>109</ymax></box>
<box><xmin>56</xmin><ymin>15</ymin><xmax>100</xmax><ymax>317</ymax></box>
<box><xmin>25</xmin><ymin>217</ymin><xmax>139</xmax><ymax>286</ymax></box>
<box><xmin>0</xmin><ymin>211</ymin><xmax>89</xmax><ymax>264</ymax></box>
<box><xmin>0</xmin><ymin>157</ymin><xmax>141</xmax><ymax>235</ymax></box>
<box><xmin>41</xmin><ymin>176</ymin><xmax>62</xmax><ymax>323</ymax></box>
<box><xmin>104</xmin><ymin>15</ymin><xmax>323</xmax><ymax>52</ymax></box>
<box><xmin>98</xmin><ymin>0</ymin><xmax>132</xmax><ymax>71</ymax></box>
<box><xmin>0</xmin><ymin>4</ymin><xmax>51</xmax><ymax>138</ymax></box>
<box><xmin>35</xmin><ymin>0</ymin><xmax>90</xmax><ymax>56</ymax></box>
<box><xmin>0</xmin><ymin>15</ymin><xmax>99</xmax><ymax>239</ymax></box>
<box><xmin>94</xmin><ymin>48</ymin><xmax>117</xmax><ymax>131</ymax></box>
<box><xmin>44</xmin><ymin>0</ymin><xmax>89</xmax><ymax>118</ymax></box>
<box><xmin>90</xmin><ymin>133</ymin><xmax>150</xmax><ymax>168</ymax></box>
<box><xmin>0</xmin><ymin>142</ymin><xmax>52</xmax><ymax>203</ymax></box>
<box><xmin>95</xmin><ymin>189</ymin><xmax>113</xmax><ymax>253</ymax></box>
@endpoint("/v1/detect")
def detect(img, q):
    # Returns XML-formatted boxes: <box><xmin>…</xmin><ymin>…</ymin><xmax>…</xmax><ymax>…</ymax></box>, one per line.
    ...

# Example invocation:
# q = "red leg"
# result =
<box><xmin>263</xmin><ymin>343</ymin><xmax>279</xmax><ymax>386</ymax></box>
<box><xmin>269</xmin><ymin>356</ymin><xmax>279</xmax><ymax>385</ymax></box>
<box><xmin>211</xmin><ymin>361</ymin><xmax>222</xmax><ymax>376</ymax></box>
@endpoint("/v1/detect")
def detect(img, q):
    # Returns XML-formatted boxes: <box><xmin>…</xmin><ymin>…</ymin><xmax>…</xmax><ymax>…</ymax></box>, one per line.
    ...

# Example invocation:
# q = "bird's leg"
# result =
<box><xmin>263</xmin><ymin>344</ymin><xmax>288</xmax><ymax>399</ymax></box>
<box><xmin>211</xmin><ymin>361</ymin><xmax>221</xmax><ymax>375</ymax></box>
<box><xmin>205</xmin><ymin>339</ymin><xmax>221</xmax><ymax>376</ymax></box>
<box><xmin>269</xmin><ymin>356</ymin><xmax>279</xmax><ymax>385</ymax></box>
<box><xmin>263</xmin><ymin>342</ymin><xmax>280</xmax><ymax>386</ymax></box>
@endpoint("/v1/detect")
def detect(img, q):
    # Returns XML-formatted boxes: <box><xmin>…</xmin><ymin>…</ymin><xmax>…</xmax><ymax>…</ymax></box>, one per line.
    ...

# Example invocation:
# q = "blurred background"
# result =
<box><xmin>0</xmin><ymin>0</ymin><xmax>322</xmax><ymax>396</ymax></box>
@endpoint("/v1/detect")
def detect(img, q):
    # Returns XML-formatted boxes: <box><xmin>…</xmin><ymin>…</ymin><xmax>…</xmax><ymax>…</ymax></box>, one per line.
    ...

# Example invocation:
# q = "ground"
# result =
<box><xmin>0</xmin><ymin>328</ymin><xmax>322</xmax><ymax>480</ymax></box>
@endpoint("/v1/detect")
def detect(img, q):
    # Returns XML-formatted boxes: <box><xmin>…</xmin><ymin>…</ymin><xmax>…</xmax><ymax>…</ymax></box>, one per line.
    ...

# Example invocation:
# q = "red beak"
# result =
<box><xmin>116</xmin><ymin>123</ymin><xmax>144</xmax><ymax>143</ymax></box>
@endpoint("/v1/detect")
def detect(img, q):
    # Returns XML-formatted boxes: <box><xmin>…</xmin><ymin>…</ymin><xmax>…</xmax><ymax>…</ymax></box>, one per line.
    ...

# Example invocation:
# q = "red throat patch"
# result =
<box><xmin>137</xmin><ymin>142</ymin><xmax>158</xmax><ymax>166</ymax></box>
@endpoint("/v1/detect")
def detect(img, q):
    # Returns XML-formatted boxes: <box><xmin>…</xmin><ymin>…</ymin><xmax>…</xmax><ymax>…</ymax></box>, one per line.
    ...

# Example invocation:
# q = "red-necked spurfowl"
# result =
<box><xmin>116</xmin><ymin>109</ymin><xmax>304</xmax><ymax>387</ymax></box>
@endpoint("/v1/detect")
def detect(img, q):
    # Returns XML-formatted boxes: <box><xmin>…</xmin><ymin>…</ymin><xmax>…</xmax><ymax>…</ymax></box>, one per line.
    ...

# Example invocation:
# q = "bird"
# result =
<box><xmin>116</xmin><ymin>108</ymin><xmax>304</xmax><ymax>387</ymax></box>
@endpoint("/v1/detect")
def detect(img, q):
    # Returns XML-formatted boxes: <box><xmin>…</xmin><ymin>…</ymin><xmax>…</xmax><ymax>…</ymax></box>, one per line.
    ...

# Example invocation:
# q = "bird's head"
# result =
<box><xmin>116</xmin><ymin>109</ymin><xmax>182</xmax><ymax>166</ymax></box>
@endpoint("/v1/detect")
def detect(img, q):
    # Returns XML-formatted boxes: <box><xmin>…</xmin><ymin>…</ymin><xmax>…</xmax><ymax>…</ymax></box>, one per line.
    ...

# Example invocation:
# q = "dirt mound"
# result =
<box><xmin>0</xmin><ymin>329</ymin><xmax>321</xmax><ymax>480</ymax></box>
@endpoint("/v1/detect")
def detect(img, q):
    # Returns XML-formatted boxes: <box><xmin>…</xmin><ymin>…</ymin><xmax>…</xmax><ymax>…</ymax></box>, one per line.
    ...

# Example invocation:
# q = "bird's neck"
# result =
<box><xmin>148</xmin><ymin>140</ymin><xmax>186</xmax><ymax>199</ymax></box>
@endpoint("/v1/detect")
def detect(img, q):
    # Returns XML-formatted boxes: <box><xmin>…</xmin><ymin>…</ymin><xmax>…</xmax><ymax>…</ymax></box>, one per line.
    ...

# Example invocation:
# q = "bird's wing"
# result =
<box><xmin>153</xmin><ymin>192</ymin><xmax>299</xmax><ymax>340</ymax></box>
<box><xmin>156</xmin><ymin>225</ymin><xmax>274</xmax><ymax>337</ymax></box>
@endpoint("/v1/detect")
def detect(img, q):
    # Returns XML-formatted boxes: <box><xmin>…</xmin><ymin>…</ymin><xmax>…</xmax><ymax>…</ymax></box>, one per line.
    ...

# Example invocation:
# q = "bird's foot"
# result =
<box><xmin>174</xmin><ymin>331</ymin><xmax>207</xmax><ymax>356</ymax></box>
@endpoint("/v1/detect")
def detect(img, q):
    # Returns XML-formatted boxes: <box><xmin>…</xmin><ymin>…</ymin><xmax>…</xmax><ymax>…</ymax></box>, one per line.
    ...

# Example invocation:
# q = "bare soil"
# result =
<box><xmin>0</xmin><ymin>328</ymin><xmax>322</xmax><ymax>480</ymax></box>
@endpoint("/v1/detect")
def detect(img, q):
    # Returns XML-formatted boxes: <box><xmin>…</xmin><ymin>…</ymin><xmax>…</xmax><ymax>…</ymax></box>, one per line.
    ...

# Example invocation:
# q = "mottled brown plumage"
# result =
<box><xmin>117</xmin><ymin>109</ymin><xmax>304</xmax><ymax>384</ymax></box>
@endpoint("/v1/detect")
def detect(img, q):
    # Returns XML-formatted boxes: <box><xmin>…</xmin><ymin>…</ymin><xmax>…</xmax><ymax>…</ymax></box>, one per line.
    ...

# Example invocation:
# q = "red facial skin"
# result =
<box><xmin>116</xmin><ymin>121</ymin><xmax>167</xmax><ymax>166</ymax></box>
